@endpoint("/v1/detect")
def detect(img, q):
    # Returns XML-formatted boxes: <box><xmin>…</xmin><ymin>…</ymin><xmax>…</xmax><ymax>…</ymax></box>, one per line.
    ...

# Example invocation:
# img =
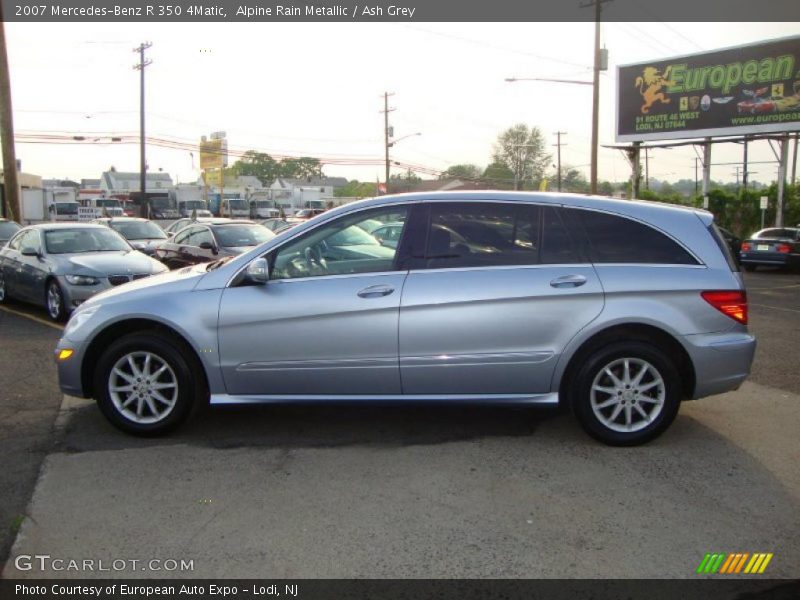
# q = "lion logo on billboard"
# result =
<box><xmin>635</xmin><ymin>66</ymin><xmax>675</xmax><ymax>114</ymax></box>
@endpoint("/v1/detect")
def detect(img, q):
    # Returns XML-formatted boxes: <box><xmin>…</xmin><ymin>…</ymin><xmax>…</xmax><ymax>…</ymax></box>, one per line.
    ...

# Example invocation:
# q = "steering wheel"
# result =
<box><xmin>303</xmin><ymin>244</ymin><xmax>328</xmax><ymax>275</ymax></box>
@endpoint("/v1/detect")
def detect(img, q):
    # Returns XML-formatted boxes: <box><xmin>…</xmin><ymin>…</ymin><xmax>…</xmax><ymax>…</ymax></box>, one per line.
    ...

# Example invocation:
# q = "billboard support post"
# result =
<box><xmin>702</xmin><ymin>138</ymin><xmax>712</xmax><ymax>203</ymax></box>
<box><xmin>776</xmin><ymin>135</ymin><xmax>789</xmax><ymax>227</ymax></box>
<box><xmin>792</xmin><ymin>133</ymin><xmax>798</xmax><ymax>185</ymax></box>
<box><xmin>626</xmin><ymin>141</ymin><xmax>641</xmax><ymax>199</ymax></box>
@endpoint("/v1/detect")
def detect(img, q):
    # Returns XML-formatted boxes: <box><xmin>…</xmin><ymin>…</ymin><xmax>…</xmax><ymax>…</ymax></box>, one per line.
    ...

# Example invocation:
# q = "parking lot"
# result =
<box><xmin>0</xmin><ymin>268</ymin><xmax>798</xmax><ymax>579</ymax></box>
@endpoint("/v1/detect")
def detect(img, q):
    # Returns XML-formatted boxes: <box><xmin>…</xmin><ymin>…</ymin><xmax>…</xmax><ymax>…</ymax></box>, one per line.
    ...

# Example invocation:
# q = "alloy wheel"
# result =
<box><xmin>589</xmin><ymin>357</ymin><xmax>666</xmax><ymax>433</ymax></box>
<box><xmin>108</xmin><ymin>351</ymin><xmax>179</xmax><ymax>424</ymax></box>
<box><xmin>47</xmin><ymin>283</ymin><xmax>62</xmax><ymax>320</ymax></box>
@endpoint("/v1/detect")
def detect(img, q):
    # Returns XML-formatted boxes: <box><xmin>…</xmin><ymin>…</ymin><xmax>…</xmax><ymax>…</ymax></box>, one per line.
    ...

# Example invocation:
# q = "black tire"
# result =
<box><xmin>45</xmin><ymin>279</ymin><xmax>66</xmax><ymax>322</ymax></box>
<box><xmin>0</xmin><ymin>270</ymin><xmax>7</xmax><ymax>304</ymax></box>
<box><xmin>743</xmin><ymin>264</ymin><xmax>757</xmax><ymax>272</ymax></box>
<box><xmin>570</xmin><ymin>341</ymin><xmax>681</xmax><ymax>446</ymax></box>
<box><xmin>93</xmin><ymin>332</ymin><xmax>202</xmax><ymax>436</ymax></box>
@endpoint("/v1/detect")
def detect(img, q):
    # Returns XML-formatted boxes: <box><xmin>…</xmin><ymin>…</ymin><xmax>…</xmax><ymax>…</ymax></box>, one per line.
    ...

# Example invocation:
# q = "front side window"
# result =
<box><xmin>7</xmin><ymin>231</ymin><xmax>26</xmax><ymax>251</ymax></box>
<box><xmin>189</xmin><ymin>227</ymin><xmax>215</xmax><ymax>248</ymax></box>
<box><xmin>425</xmin><ymin>202</ymin><xmax>541</xmax><ymax>269</ymax></box>
<box><xmin>271</xmin><ymin>206</ymin><xmax>408</xmax><ymax>280</ymax></box>
<box><xmin>578</xmin><ymin>209</ymin><xmax>698</xmax><ymax>265</ymax></box>
<box><xmin>173</xmin><ymin>227</ymin><xmax>195</xmax><ymax>245</ymax></box>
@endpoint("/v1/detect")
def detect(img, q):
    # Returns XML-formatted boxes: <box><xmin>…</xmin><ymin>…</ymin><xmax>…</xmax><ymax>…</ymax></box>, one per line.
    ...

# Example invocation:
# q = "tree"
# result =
<box><xmin>227</xmin><ymin>151</ymin><xmax>278</xmax><ymax>186</ymax></box>
<box><xmin>439</xmin><ymin>164</ymin><xmax>482</xmax><ymax>180</ymax></box>
<box><xmin>278</xmin><ymin>157</ymin><xmax>323</xmax><ymax>180</ymax></box>
<box><xmin>335</xmin><ymin>180</ymin><xmax>380</xmax><ymax>198</ymax></box>
<box><xmin>482</xmin><ymin>161</ymin><xmax>515</xmax><ymax>189</ymax></box>
<box><xmin>388</xmin><ymin>169</ymin><xmax>421</xmax><ymax>193</ymax></box>
<box><xmin>492</xmin><ymin>124</ymin><xmax>550</xmax><ymax>190</ymax></box>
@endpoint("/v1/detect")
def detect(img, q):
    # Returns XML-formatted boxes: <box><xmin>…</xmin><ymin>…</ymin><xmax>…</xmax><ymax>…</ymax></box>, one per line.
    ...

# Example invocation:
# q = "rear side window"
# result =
<box><xmin>708</xmin><ymin>223</ymin><xmax>739</xmax><ymax>272</ymax></box>
<box><xmin>425</xmin><ymin>203</ymin><xmax>540</xmax><ymax>269</ymax></box>
<box><xmin>578</xmin><ymin>210</ymin><xmax>699</xmax><ymax>265</ymax></box>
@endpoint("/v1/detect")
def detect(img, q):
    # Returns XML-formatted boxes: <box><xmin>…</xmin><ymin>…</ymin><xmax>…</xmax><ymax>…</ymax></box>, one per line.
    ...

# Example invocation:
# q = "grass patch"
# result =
<box><xmin>11</xmin><ymin>514</ymin><xmax>24</xmax><ymax>533</ymax></box>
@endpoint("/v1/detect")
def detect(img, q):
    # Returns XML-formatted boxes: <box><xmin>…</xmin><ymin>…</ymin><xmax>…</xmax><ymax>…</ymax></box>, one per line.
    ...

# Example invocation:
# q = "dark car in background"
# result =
<box><xmin>717</xmin><ymin>226</ymin><xmax>742</xmax><ymax>264</ymax></box>
<box><xmin>259</xmin><ymin>218</ymin><xmax>293</xmax><ymax>233</ymax></box>
<box><xmin>0</xmin><ymin>218</ymin><xmax>21</xmax><ymax>246</ymax></box>
<box><xmin>740</xmin><ymin>227</ymin><xmax>800</xmax><ymax>271</ymax></box>
<box><xmin>154</xmin><ymin>220</ymin><xmax>274</xmax><ymax>269</ymax></box>
<box><xmin>163</xmin><ymin>217</ymin><xmax>227</xmax><ymax>238</ymax></box>
<box><xmin>93</xmin><ymin>217</ymin><xmax>168</xmax><ymax>256</ymax></box>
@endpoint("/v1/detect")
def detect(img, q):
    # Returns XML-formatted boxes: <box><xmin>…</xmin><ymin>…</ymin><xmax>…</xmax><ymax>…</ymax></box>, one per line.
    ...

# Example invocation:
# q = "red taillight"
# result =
<box><xmin>777</xmin><ymin>244</ymin><xmax>791</xmax><ymax>253</ymax></box>
<box><xmin>741</xmin><ymin>242</ymin><xmax>751</xmax><ymax>252</ymax></box>
<box><xmin>701</xmin><ymin>290</ymin><xmax>748</xmax><ymax>325</ymax></box>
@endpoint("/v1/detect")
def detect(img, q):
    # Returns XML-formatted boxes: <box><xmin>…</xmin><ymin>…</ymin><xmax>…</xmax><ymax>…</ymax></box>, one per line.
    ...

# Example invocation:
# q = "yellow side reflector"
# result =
<box><xmin>57</xmin><ymin>349</ymin><xmax>74</xmax><ymax>361</ymax></box>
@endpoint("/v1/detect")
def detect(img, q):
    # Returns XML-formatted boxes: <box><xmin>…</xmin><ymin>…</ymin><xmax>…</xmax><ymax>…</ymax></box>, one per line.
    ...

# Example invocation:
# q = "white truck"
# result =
<box><xmin>77</xmin><ymin>197</ymin><xmax>125</xmax><ymax>221</ymax></box>
<box><xmin>249</xmin><ymin>192</ymin><xmax>280</xmax><ymax>219</ymax></box>
<box><xmin>17</xmin><ymin>188</ymin><xmax>80</xmax><ymax>223</ymax></box>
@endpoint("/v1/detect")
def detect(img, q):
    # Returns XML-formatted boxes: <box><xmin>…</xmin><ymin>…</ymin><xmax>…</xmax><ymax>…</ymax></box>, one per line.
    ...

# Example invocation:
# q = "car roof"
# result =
<box><xmin>209</xmin><ymin>220</ymin><xmax>256</xmax><ymax>226</ymax></box>
<box><xmin>27</xmin><ymin>222</ymin><xmax>108</xmax><ymax>230</ymax></box>
<box><xmin>95</xmin><ymin>217</ymin><xmax>149</xmax><ymax>223</ymax></box>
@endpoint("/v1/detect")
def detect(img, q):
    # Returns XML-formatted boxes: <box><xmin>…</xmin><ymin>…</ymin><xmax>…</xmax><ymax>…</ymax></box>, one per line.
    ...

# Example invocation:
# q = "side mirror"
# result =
<box><xmin>198</xmin><ymin>241</ymin><xmax>218</xmax><ymax>254</ymax></box>
<box><xmin>21</xmin><ymin>246</ymin><xmax>39</xmax><ymax>257</ymax></box>
<box><xmin>245</xmin><ymin>257</ymin><xmax>269</xmax><ymax>285</ymax></box>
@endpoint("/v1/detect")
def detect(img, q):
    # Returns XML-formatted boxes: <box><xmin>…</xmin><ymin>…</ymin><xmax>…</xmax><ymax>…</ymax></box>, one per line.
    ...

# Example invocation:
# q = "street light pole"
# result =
<box><xmin>133</xmin><ymin>42</ymin><xmax>152</xmax><ymax>216</ymax></box>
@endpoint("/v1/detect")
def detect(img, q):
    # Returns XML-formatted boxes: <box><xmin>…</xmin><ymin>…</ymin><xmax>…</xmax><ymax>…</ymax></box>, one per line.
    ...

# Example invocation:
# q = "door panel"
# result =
<box><xmin>399</xmin><ymin>266</ymin><xmax>604</xmax><ymax>394</ymax></box>
<box><xmin>218</xmin><ymin>273</ymin><xmax>407</xmax><ymax>395</ymax></box>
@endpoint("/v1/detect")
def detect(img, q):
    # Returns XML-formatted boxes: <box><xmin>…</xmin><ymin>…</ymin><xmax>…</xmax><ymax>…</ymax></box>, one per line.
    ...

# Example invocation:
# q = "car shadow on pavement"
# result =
<box><xmin>58</xmin><ymin>401</ymin><xmax>569</xmax><ymax>453</ymax></box>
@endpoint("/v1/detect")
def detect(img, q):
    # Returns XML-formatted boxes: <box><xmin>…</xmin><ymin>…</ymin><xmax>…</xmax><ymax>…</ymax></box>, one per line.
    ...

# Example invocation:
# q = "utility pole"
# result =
<box><xmin>742</xmin><ymin>137</ymin><xmax>749</xmax><ymax>191</ymax></box>
<box><xmin>732</xmin><ymin>166</ymin><xmax>741</xmax><ymax>193</ymax></box>
<box><xmin>0</xmin><ymin>13</ymin><xmax>20</xmax><ymax>222</ymax></box>
<box><xmin>580</xmin><ymin>0</ymin><xmax>611</xmax><ymax>195</ymax></box>
<box><xmin>644</xmin><ymin>147</ymin><xmax>650</xmax><ymax>190</ymax></box>
<box><xmin>133</xmin><ymin>42</ymin><xmax>152</xmax><ymax>217</ymax></box>
<box><xmin>792</xmin><ymin>132</ymin><xmax>798</xmax><ymax>186</ymax></box>
<box><xmin>553</xmin><ymin>131</ymin><xmax>567</xmax><ymax>192</ymax></box>
<box><xmin>694</xmin><ymin>157</ymin><xmax>699</xmax><ymax>196</ymax></box>
<box><xmin>380</xmin><ymin>92</ymin><xmax>395</xmax><ymax>193</ymax></box>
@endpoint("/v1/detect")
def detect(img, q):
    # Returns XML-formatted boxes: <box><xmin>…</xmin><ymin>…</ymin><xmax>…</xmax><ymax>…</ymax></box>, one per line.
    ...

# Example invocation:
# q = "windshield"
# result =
<box><xmin>112</xmin><ymin>220</ymin><xmax>167</xmax><ymax>240</ymax></box>
<box><xmin>226</xmin><ymin>199</ymin><xmax>248</xmax><ymax>210</ymax></box>
<box><xmin>95</xmin><ymin>199</ymin><xmax>121</xmax><ymax>208</ymax></box>
<box><xmin>151</xmin><ymin>197</ymin><xmax>173</xmax><ymax>209</ymax></box>
<box><xmin>253</xmin><ymin>200</ymin><xmax>275</xmax><ymax>208</ymax></box>
<box><xmin>213</xmin><ymin>224</ymin><xmax>275</xmax><ymax>248</ymax></box>
<box><xmin>54</xmin><ymin>202</ymin><xmax>79</xmax><ymax>215</ymax></box>
<box><xmin>327</xmin><ymin>225</ymin><xmax>380</xmax><ymax>247</ymax></box>
<box><xmin>0</xmin><ymin>221</ymin><xmax>21</xmax><ymax>239</ymax></box>
<box><xmin>182</xmin><ymin>200</ymin><xmax>206</xmax><ymax>210</ymax></box>
<box><xmin>45</xmin><ymin>228</ymin><xmax>131</xmax><ymax>254</ymax></box>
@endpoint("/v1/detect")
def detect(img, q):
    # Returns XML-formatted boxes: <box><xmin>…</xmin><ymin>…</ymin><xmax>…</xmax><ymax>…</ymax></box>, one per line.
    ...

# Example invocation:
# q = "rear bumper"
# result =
<box><xmin>682</xmin><ymin>331</ymin><xmax>756</xmax><ymax>399</ymax></box>
<box><xmin>740</xmin><ymin>252</ymin><xmax>800</xmax><ymax>267</ymax></box>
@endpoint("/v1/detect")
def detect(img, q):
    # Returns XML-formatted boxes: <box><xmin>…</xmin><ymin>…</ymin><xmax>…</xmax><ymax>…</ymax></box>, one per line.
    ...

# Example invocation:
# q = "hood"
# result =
<box><xmin>79</xmin><ymin>263</ymin><xmax>206</xmax><ymax>309</ymax></box>
<box><xmin>57</xmin><ymin>251</ymin><xmax>164</xmax><ymax>276</ymax></box>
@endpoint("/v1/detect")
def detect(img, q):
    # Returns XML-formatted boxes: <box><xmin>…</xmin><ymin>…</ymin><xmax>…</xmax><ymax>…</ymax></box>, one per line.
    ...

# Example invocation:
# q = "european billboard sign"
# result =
<box><xmin>616</xmin><ymin>36</ymin><xmax>800</xmax><ymax>142</ymax></box>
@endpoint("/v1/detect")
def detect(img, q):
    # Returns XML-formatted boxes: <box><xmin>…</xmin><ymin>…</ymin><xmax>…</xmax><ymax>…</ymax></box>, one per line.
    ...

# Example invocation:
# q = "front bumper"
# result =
<box><xmin>55</xmin><ymin>336</ymin><xmax>88</xmax><ymax>397</ymax></box>
<box><xmin>682</xmin><ymin>330</ymin><xmax>757</xmax><ymax>399</ymax></box>
<box><xmin>58</xmin><ymin>277</ymin><xmax>113</xmax><ymax>313</ymax></box>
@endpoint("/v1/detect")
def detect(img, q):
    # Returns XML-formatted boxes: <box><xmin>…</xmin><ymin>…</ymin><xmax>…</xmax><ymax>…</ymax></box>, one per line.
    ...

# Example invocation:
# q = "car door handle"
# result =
<box><xmin>357</xmin><ymin>284</ymin><xmax>395</xmax><ymax>298</ymax></box>
<box><xmin>550</xmin><ymin>274</ymin><xmax>587</xmax><ymax>288</ymax></box>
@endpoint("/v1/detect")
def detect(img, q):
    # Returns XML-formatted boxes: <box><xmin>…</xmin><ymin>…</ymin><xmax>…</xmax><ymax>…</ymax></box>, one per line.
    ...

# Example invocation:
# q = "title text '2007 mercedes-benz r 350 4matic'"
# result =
<box><xmin>54</xmin><ymin>192</ymin><xmax>755</xmax><ymax>445</ymax></box>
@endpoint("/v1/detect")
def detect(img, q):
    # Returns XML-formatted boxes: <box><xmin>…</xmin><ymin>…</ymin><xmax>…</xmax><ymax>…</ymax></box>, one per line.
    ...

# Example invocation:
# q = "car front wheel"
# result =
<box><xmin>46</xmin><ymin>280</ymin><xmax>66</xmax><ymax>321</ymax></box>
<box><xmin>94</xmin><ymin>332</ymin><xmax>200</xmax><ymax>435</ymax></box>
<box><xmin>571</xmin><ymin>341</ymin><xmax>681</xmax><ymax>446</ymax></box>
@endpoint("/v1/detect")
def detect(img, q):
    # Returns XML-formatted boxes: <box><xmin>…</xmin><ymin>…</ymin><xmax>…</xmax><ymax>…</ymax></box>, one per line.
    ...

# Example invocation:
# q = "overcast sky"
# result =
<box><xmin>5</xmin><ymin>21</ymin><xmax>799</xmax><ymax>186</ymax></box>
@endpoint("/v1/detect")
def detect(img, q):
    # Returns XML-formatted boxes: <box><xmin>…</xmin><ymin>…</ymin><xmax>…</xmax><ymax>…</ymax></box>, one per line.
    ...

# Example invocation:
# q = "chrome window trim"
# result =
<box><xmin>268</xmin><ymin>270</ymin><xmax>407</xmax><ymax>284</ymax></box>
<box><xmin>408</xmin><ymin>263</ymin><xmax>596</xmax><ymax>275</ymax></box>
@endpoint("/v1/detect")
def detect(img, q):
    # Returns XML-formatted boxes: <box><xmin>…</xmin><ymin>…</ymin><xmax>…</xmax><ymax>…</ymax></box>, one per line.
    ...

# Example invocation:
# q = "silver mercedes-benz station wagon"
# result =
<box><xmin>54</xmin><ymin>192</ymin><xmax>755</xmax><ymax>445</ymax></box>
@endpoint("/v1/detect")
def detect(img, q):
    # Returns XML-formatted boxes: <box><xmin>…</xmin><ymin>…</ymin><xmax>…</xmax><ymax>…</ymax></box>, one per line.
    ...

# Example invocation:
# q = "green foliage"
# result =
<box><xmin>492</xmin><ymin>124</ymin><xmax>550</xmax><ymax>190</ymax></box>
<box><xmin>639</xmin><ymin>184</ymin><xmax>800</xmax><ymax>237</ymax></box>
<box><xmin>226</xmin><ymin>151</ymin><xmax>323</xmax><ymax>186</ymax></box>
<box><xmin>335</xmin><ymin>180</ymin><xmax>379</xmax><ymax>198</ymax></box>
<box><xmin>439</xmin><ymin>164</ymin><xmax>482</xmax><ymax>180</ymax></box>
<box><xmin>482</xmin><ymin>162</ymin><xmax>515</xmax><ymax>189</ymax></box>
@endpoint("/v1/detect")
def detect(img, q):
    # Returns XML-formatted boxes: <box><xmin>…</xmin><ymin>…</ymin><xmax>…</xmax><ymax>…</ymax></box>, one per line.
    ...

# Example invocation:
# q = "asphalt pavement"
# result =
<box><xmin>0</xmin><ymin>268</ymin><xmax>798</xmax><ymax>578</ymax></box>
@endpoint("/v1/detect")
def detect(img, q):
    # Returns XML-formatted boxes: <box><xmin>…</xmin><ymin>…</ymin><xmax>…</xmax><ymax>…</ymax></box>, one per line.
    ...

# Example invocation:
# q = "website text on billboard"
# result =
<box><xmin>616</xmin><ymin>36</ymin><xmax>800</xmax><ymax>142</ymax></box>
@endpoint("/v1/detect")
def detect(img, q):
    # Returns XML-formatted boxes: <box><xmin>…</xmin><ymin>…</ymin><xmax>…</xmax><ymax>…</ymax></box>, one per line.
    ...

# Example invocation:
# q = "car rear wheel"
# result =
<box><xmin>46</xmin><ymin>280</ymin><xmax>66</xmax><ymax>322</ymax></box>
<box><xmin>94</xmin><ymin>332</ymin><xmax>199</xmax><ymax>435</ymax></box>
<box><xmin>571</xmin><ymin>341</ymin><xmax>681</xmax><ymax>446</ymax></box>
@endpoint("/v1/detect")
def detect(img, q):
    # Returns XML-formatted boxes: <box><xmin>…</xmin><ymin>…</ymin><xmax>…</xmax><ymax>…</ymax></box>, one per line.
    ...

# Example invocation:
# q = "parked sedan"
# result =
<box><xmin>163</xmin><ymin>217</ymin><xmax>231</xmax><ymax>238</ymax></box>
<box><xmin>55</xmin><ymin>192</ymin><xmax>755</xmax><ymax>445</ymax></box>
<box><xmin>154</xmin><ymin>220</ymin><xmax>274</xmax><ymax>269</ymax></box>
<box><xmin>0</xmin><ymin>218</ymin><xmax>21</xmax><ymax>246</ymax></box>
<box><xmin>93</xmin><ymin>217</ymin><xmax>168</xmax><ymax>256</ymax></box>
<box><xmin>740</xmin><ymin>227</ymin><xmax>800</xmax><ymax>271</ymax></box>
<box><xmin>0</xmin><ymin>223</ymin><xmax>167</xmax><ymax>321</ymax></box>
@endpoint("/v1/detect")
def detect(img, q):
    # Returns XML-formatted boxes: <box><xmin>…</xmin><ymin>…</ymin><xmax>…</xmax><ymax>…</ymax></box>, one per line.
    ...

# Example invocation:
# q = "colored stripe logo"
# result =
<box><xmin>696</xmin><ymin>552</ymin><xmax>773</xmax><ymax>574</ymax></box>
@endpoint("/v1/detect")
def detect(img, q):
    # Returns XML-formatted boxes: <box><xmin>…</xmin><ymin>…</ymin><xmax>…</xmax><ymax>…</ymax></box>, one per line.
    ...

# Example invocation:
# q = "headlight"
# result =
<box><xmin>65</xmin><ymin>274</ymin><xmax>100</xmax><ymax>286</ymax></box>
<box><xmin>64</xmin><ymin>306</ymin><xmax>99</xmax><ymax>336</ymax></box>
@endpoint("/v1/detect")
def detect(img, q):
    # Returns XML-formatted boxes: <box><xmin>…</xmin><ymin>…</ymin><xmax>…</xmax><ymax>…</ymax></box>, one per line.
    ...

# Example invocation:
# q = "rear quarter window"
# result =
<box><xmin>578</xmin><ymin>209</ymin><xmax>699</xmax><ymax>265</ymax></box>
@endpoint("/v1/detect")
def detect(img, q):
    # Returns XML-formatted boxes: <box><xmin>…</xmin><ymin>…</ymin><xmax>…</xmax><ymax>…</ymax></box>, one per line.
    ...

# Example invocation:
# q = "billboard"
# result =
<box><xmin>616</xmin><ymin>36</ymin><xmax>800</xmax><ymax>142</ymax></box>
<box><xmin>199</xmin><ymin>137</ymin><xmax>227</xmax><ymax>169</ymax></box>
